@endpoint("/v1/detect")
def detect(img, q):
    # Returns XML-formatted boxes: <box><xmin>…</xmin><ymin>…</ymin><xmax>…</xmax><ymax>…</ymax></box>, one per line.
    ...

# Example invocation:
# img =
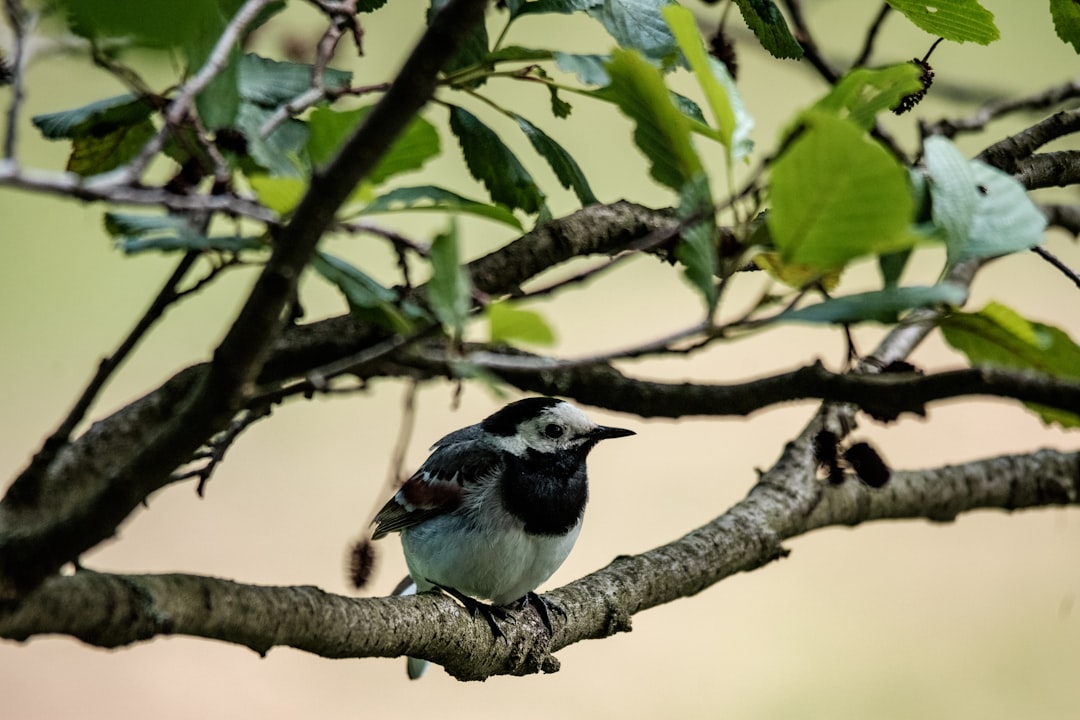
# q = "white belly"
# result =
<box><xmin>401</xmin><ymin>516</ymin><xmax>581</xmax><ymax>605</ymax></box>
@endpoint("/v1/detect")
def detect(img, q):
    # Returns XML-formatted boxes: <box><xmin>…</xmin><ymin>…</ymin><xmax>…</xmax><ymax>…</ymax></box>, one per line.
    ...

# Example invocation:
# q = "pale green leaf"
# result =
<box><xmin>768</xmin><ymin>112</ymin><xmax>915</xmax><ymax>269</ymax></box>
<box><xmin>426</xmin><ymin>221</ymin><xmax>472</xmax><ymax>338</ymax></box>
<box><xmin>488</xmin><ymin>302</ymin><xmax>557</xmax><ymax>346</ymax></box>
<box><xmin>814</xmin><ymin>63</ymin><xmax>926</xmax><ymax>129</ymax></box>
<box><xmin>588</xmin><ymin>0</ymin><xmax>679</xmax><ymax>61</ymax></box>
<box><xmin>306</xmin><ymin>107</ymin><xmax>440</xmax><ymax>184</ymax></box>
<box><xmin>664</xmin><ymin>6</ymin><xmax>737</xmax><ymax>151</ymax></box>
<box><xmin>603</xmin><ymin>49</ymin><xmax>702</xmax><ymax>190</ymax></box>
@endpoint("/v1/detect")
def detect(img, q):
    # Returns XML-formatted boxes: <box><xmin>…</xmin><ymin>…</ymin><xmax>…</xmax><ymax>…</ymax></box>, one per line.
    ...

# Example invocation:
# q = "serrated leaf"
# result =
<box><xmin>664</xmin><ymin>5</ymin><xmax>754</xmax><ymax>161</ymax></box>
<box><xmin>32</xmin><ymin>95</ymin><xmax>155</xmax><ymax>140</ymax></box>
<box><xmin>732</xmin><ymin>0</ymin><xmax>803</xmax><ymax>58</ymax></box>
<box><xmin>449</xmin><ymin>106</ymin><xmax>545</xmax><ymax>213</ymax></box>
<box><xmin>487</xmin><ymin>301</ymin><xmax>557</xmax><ymax>346</ymax></box>
<box><xmin>814</xmin><ymin>63</ymin><xmax>926</xmax><ymax>130</ymax></box>
<box><xmin>118</xmin><ymin>234</ymin><xmax>264</xmax><ymax>255</ymax></box>
<box><xmin>587</xmin><ymin>0</ymin><xmax>679</xmax><ymax>61</ymax></box>
<box><xmin>361</xmin><ymin>185</ymin><xmax>523</xmax><ymax>230</ymax></box>
<box><xmin>768</xmin><ymin>112</ymin><xmax>915</xmax><ymax>269</ymax></box>
<box><xmin>66</xmin><ymin>118</ymin><xmax>155</xmax><ymax>176</ymax></box>
<box><xmin>513</xmin><ymin>116</ymin><xmax>597</xmax><ymax>206</ymax></box>
<box><xmin>675</xmin><ymin>173</ymin><xmax>718</xmax><ymax>311</ymax></box>
<box><xmin>235</xmin><ymin>103</ymin><xmax>308</xmax><ymax>177</ymax></box>
<box><xmin>781</xmin><ymin>283</ymin><xmax>966</xmax><ymax>324</ymax></box>
<box><xmin>312</xmin><ymin>251</ymin><xmax>422</xmax><ymax>334</ymax></box>
<box><xmin>548</xmin><ymin>85</ymin><xmax>573</xmax><ymax>118</ymax></box>
<box><xmin>426</xmin><ymin>221</ymin><xmax>472</xmax><ymax>338</ymax></box>
<box><xmin>238</xmin><ymin>53</ymin><xmax>352</xmax><ymax>108</ymax></box>
<box><xmin>306</xmin><ymin>106</ymin><xmax>440</xmax><ymax>185</ymax></box>
<box><xmin>248</xmin><ymin>175</ymin><xmax>306</xmax><ymax>214</ymax></box>
<box><xmin>884</xmin><ymin>0</ymin><xmax>999</xmax><ymax>45</ymax></box>
<box><xmin>197</xmin><ymin>47</ymin><xmax>241</xmax><ymax>129</ymax></box>
<box><xmin>554</xmin><ymin>52</ymin><xmax>611</xmax><ymax>85</ymax></box>
<box><xmin>1051</xmin><ymin>0</ymin><xmax>1080</xmax><ymax>53</ymax></box>
<box><xmin>603</xmin><ymin>48</ymin><xmax>702</xmax><ymax>190</ymax></box>
<box><xmin>941</xmin><ymin>302</ymin><xmax>1080</xmax><ymax>427</ymax></box>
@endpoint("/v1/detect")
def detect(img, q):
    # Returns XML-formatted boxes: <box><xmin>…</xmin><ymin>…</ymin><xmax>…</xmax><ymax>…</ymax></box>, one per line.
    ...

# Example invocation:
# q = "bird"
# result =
<box><xmin>371</xmin><ymin>396</ymin><xmax>634</xmax><ymax>678</ymax></box>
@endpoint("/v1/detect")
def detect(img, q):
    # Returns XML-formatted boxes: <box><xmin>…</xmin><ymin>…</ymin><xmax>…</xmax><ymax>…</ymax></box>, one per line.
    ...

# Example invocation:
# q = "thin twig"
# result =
<box><xmin>925</xmin><ymin>79</ymin><xmax>1080</xmax><ymax>139</ymax></box>
<box><xmin>0</xmin><ymin>165</ymin><xmax>277</xmax><ymax>222</ymax></box>
<box><xmin>2</xmin><ymin>0</ymin><xmax>34</xmax><ymax>161</ymax></box>
<box><xmin>1032</xmin><ymin>245</ymin><xmax>1080</xmax><ymax>290</ymax></box>
<box><xmin>102</xmin><ymin>0</ymin><xmax>278</xmax><ymax>186</ymax></box>
<box><xmin>779</xmin><ymin>0</ymin><xmax>840</xmax><ymax>84</ymax></box>
<box><xmin>852</xmin><ymin>4</ymin><xmax>891</xmax><ymax>68</ymax></box>
<box><xmin>172</xmin><ymin>404</ymin><xmax>275</xmax><ymax>495</ymax></box>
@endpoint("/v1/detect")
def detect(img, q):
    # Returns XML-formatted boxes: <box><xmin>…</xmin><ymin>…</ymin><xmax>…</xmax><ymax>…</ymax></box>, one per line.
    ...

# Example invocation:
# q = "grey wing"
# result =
<box><xmin>371</xmin><ymin>438</ymin><xmax>502</xmax><ymax>539</ymax></box>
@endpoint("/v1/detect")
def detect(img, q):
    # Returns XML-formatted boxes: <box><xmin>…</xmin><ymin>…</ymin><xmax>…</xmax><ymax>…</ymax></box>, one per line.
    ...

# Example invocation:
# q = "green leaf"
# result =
<box><xmin>884</xmin><ymin>0</ymin><xmax>999</xmax><ymax>44</ymax></box>
<box><xmin>357</xmin><ymin>0</ymin><xmax>390</xmax><ymax>12</ymax></box>
<box><xmin>814</xmin><ymin>63</ymin><xmax>926</xmax><ymax>130</ymax></box>
<box><xmin>548</xmin><ymin>85</ymin><xmax>573</xmax><ymax>118</ymax></box>
<box><xmin>430</xmin><ymin>0</ymin><xmax>490</xmax><ymax>77</ymax></box>
<box><xmin>732</xmin><ymin>0</ymin><xmax>803</xmax><ymax>59</ymax></box>
<box><xmin>486</xmin><ymin>46</ymin><xmax>556</xmax><ymax>63</ymax></box>
<box><xmin>449</xmin><ymin>106</ymin><xmax>545</xmax><ymax>214</ymax></box>
<box><xmin>1051</xmin><ymin>0</ymin><xmax>1080</xmax><ymax>53</ymax></box>
<box><xmin>66</xmin><ymin>118</ymin><xmax>155</xmax><ymax>176</ymax></box>
<box><xmin>487</xmin><ymin>301</ymin><xmax>557</xmax><ymax>346</ymax></box>
<box><xmin>780</xmin><ymin>283</ymin><xmax>967</xmax><ymax>324</ymax></box>
<box><xmin>922</xmin><ymin>137</ymin><xmax>1047</xmax><ymax>264</ymax></box>
<box><xmin>768</xmin><ymin>112</ymin><xmax>915</xmax><ymax>269</ymax></box>
<box><xmin>105</xmin><ymin>212</ymin><xmax>263</xmax><ymax>255</ymax></box>
<box><xmin>32</xmin><ymin>95</ymin><xmax>155</xmax><ymax>140</ymax></box>
<box><xmin>312</xmin><ymin>251</ymin><xmax>422</xmax><ymax>334</ymax></box>
<box><xmin>426</xmin><ymin>221</ymin><xmax>472</xmax><ymax>338</ymax></box>
<box><xmin>587</xmin><ymin>0</ymin><xmax>679</xmax><ymax>61</ymax></box>
<box><xmin>361</xmin><ymin>185</ymin><xmax>523</xmax><ymax>230</ymax></box>
<box><xmin>248</xmin><ymin>175</ymin><xmax>306</xmax><ymax>214</ymax></box>
<box><xmin>664</xmin><ymin>6</ymin><xmax>754</xmax><ymax>161</ymax></box>
<box><xmin>878</xmin><ymin>249</ymin><xmax>912</xmax><ymax>287</ymax></box>
<box><xmin>238</xmin><ymin>53</ymin><xmax>352</xmax><ymax>108</ymax></box>
<box><xmin>941</xmin><ymin>302</ymin><xmax>1080</xmax><ymax>427</ymax></box>
<box><xmin>235</xmin><ymin>103</ymin><xmax>308</xmax><ymax>177</ymax></box>
<box><xmin>554</xmin><ymin>52</ymin><xmax>611</xmax><ymax>85</ymax></box>
<box><xmin>676</xmin><ymin>173</ymin><xmax>718</xmax><ymax>312</ymax></box>
<box><xmin>197</xmin><ymin>48</ymin><xmax>241</xmax><ymax>129</ymax></box>
<box><xmin>306</xmin><ymin>106</ymin><xmax>440</xmax><ymax>185</ymax></box>
<box><xmin>603</xmin><ymin>48</ymin><xmax>702</xmax><ymax>190</ymax></box>
<box><xmin>513</xmin><ymin>116</ymin><xmax>597</xmax><ymax>206</ymax></box>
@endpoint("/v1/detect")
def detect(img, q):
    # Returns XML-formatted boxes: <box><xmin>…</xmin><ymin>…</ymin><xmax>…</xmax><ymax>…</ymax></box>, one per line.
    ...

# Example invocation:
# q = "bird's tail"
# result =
<box><xmin>393</xmin><ymin>576</ymin><xmax>430</xmax><ymax>680</ymax></box>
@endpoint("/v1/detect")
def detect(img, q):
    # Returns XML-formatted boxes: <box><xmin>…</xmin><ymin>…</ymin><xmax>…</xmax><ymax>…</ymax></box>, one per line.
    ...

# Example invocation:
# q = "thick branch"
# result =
<box><xmin>2</xmin><ymin>447</ymin><xmax>1075</xmax><ymax>679</ymax></box>
<box><xmin>0</xmin><ymin>0</ymin><xmax>491</xmax><ymax>601</ymax></box>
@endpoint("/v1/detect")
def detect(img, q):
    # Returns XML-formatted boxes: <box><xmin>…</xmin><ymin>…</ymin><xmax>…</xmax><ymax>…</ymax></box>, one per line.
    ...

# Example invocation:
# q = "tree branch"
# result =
<box><xmin>2</xmin><ymin>447</ymin><xmax>1075</xmax><ymax>679</ymax></box>
<box><xmin>0</xmin><ymin>0</ymin><xmax>492</xmax><ymax>601</ymax></box>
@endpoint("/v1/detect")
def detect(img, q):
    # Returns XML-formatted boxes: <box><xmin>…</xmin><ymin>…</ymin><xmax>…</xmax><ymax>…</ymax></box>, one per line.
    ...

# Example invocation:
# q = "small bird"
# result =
<box><xmin>372</xmin><ymin>396</ymin><xmax>634</xmax><ymax>678</ymax></box>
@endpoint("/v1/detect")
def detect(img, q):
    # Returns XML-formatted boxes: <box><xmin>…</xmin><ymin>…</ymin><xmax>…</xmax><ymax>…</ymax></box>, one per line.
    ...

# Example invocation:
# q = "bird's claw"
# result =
<box><xmin>521</xmin><ymin>591</ymin><xmax>565</xmax><ymax>635</ymax></box>
<box><xmin>431</xmin><ymin>582</ymin><xmax>508</xmax><ymax>640</ymax></box>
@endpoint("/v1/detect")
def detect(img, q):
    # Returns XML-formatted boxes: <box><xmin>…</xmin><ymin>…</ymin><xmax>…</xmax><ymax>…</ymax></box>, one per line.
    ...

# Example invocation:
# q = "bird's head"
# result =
<box><xmin>481</xmin><ymin>397</ymin><xmax>634</xmax><ymax>457</ymax></box>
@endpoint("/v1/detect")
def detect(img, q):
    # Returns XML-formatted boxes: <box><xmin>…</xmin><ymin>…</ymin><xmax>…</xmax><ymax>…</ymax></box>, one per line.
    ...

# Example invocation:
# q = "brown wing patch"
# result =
<box><xmin>371</xmin><ymin>471</ymin><xmax>465</xmax><ymax>539</ymax></box>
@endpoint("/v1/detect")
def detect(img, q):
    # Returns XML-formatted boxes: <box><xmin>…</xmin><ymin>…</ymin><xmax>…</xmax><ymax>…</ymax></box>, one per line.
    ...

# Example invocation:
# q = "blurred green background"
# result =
<box><xmin>2</xmin><ymin>1</ymin><xmax>1079</xmax><ymax>717</ymax></box>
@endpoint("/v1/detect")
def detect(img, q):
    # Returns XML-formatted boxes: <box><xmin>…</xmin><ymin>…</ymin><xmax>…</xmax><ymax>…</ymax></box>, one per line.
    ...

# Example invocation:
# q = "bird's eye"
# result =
<box><xmin>544</xmin><ymin>423</ymin><xmax>564</xmax><ymax>439</ymax></box>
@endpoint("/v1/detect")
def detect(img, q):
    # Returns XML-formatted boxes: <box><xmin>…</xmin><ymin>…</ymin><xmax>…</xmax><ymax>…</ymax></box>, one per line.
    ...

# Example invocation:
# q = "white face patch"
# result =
<box><xmin>490</xmin><ymin>401</ymin><xmax>598</xmax><ymax>457</ymax></box>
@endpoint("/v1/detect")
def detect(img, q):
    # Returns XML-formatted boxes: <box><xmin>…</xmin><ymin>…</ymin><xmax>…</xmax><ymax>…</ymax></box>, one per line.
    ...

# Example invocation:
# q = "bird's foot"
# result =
<box><xmin>431</xmin><ymin>583</ymin><xmax>508</xmax><ymax>640</ymax></box>
<box><xmin>518</xmin><ymin>591</ymin><xmax>566</xmax><ymax>635</ymax></box>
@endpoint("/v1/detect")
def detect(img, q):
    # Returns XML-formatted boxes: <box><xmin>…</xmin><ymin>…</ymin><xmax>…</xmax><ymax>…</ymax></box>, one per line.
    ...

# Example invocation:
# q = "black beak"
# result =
<box><xmin>593</xmin><ymin>425</ymin><xmax>635</xmax><ymax>440</ymax></box>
